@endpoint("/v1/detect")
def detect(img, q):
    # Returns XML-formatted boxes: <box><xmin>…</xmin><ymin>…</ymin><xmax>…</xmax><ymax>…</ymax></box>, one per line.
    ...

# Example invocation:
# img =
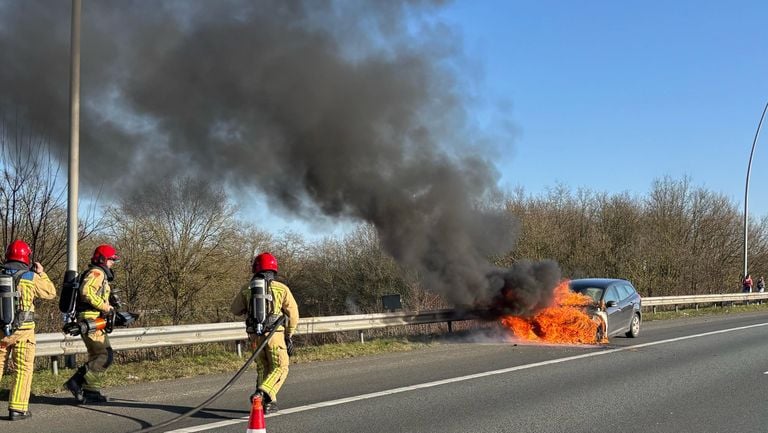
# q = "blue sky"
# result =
<box><xmin>271</xmin><ymin>1</ymin><xmax>768</xmax><ymax>239</ymax></box>
<box><xmin>436</xmin><ymin>0</ymin><xmax>768</xmax><ymax>213</ymax></box>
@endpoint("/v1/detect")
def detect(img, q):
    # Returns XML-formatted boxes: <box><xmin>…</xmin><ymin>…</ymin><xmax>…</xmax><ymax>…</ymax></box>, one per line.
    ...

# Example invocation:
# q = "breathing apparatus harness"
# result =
<box><xmin>128</xmin><ymin>315</ymin><xmax>286</xmax><ymax>433</ymax></box>
<box><xmin>60</xmin><ymin>266</ymin><xmax>137</xmax><ymax>337</ymax></box>
<box><xmin>0</xmin><ymin>266</ymin><xmax>30</xmax><ymax>337</ymax></box>
<box><xmin>246</xmin><ymin>272</ymin><xmax>278</xmax><ymax>335</ymax></box>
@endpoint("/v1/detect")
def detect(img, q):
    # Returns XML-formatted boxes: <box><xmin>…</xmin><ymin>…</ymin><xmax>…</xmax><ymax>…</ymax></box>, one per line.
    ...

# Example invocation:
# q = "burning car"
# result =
<box><xmin>497</xmin><ymin>278</ymin><xmax>642</xmax><ymax>345</ymax></box>
<box><xmin>498</xmin><ymin>279</ymin><xmax>604</xmax><ymax>345</ymax></box>
<box><xmin>569</xmin><ymin>278</ymin><xmax>642</xmax><ymax>340</ymax></box>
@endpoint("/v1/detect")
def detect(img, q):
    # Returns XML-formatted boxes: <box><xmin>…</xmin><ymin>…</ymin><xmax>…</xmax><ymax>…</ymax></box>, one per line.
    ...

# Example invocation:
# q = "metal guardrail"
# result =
<box><xmin>34</xmin><ymin>309</ymin><xmax>476</xmax><ymax>358</ymax></box>
<box><xmin>33</xmin><ymin>292</ymin><xmax>768</xmax><ymax>359</ymax></box>
<box><xmin>642</xmin><ymin>292</ymin><xmax>768</xmax><ymax>307</ymax></box>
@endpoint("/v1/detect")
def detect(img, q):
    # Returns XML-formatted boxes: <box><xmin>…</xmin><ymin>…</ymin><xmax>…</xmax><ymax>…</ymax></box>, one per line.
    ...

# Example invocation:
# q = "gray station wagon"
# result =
<box><xmin>569</xmin><ymin>278</ymin><xmax>642</xmax><ymax>340</ymax></box>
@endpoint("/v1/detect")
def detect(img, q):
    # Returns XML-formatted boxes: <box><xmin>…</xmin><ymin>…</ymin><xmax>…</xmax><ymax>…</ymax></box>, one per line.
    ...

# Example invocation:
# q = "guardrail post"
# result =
<box><xmin>236</xmin><ymin>341</ymin><xmax>243</xmax><ymax>358</ymax></box>
<box><xmin>447</xmin><ymin>321</ymin><xmax>453</xmax><ymax>333</ymax></box>
<box><xmin>695</xmin><ymin>304</ymin><xmax>699</xmax><ymax>311</ymax></box>
<box><xmin>652</xmin><ymin>306</ymin><xmax>657</xmax><ymax>314</ymax></box>
<box><xmin>359</xmin><ymin>330</ymin><xmax>365</xmax><ymax>344</ymax></box>
<box><xmin>51</xmin><ymin>357</ymin><xmax>59</xmax><ymax>376</ymax></box>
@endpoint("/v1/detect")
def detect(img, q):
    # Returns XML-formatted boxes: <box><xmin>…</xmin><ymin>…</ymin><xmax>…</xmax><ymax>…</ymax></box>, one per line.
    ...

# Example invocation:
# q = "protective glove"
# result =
<box><xmin>286</xmin><ymin>334</ymin><xmax>295</xmax><ymax>357</ymax></box>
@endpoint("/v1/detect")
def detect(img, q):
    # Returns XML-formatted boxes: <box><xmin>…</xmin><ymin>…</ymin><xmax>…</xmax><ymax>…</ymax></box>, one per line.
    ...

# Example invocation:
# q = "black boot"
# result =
<box><xmin>8</xmin><ymin>409</ymin><xmax>32</xmax><ymax>421</ymax></box>
<box><xmin>249</xmin><ymin>389</ymin><xmax>264</xmax><ymax>403</ymax></box>
<box><xmin>251</xmin><ymin>390</ymin><xmax>278</xmax><ymax>413</ymax></box>
<box><xmin>82</xmin><ymin>390</ymin><xmax>109</xmax><ymax>404</ymax></box>
<box><xmin>264</xmin><ymin>401</ymin><xmax>279</xmax><ymax>414</ymax></box>
<box><xmin>64</xmin><ymin>366</ymin><xmax>87</xmax><ymax>404</ymax></box>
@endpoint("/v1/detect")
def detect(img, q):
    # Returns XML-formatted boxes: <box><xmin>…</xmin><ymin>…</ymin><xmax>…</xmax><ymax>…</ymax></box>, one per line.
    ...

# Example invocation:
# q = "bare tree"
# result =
<box><xmin>504</xmin><ymin>176</ymin><xmax>764</xmax><ymax>298</ymax></box>
<box><xmin>291</xmin><ymin>225</ymin><xmax>412</xmax><ymax>316</ymax></box>
<box><xmin>0</xmin><ymin>120</ymin><xmax>101</xmax><ymax>270</ymax></box>
<box><xmin>0</xmin><ymin>119</ymin><xmax>105</xmax><ymax>331</ymax></box>
<box><xmin>1</xmin><ymin>121</ymin><xmax>62</xmax><ymax>267</ymax></box>
<box><xmin>114</xmin><ymin>177</ymin><xmax>245</xmax><ymax>324</ymax></box>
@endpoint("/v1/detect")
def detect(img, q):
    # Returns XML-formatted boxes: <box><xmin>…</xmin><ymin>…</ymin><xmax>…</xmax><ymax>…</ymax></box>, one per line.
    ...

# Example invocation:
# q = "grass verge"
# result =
<box><xmin>1</xmin><ymin>337</ymin><xmax>436</xmax><ymax>398</ymax></box>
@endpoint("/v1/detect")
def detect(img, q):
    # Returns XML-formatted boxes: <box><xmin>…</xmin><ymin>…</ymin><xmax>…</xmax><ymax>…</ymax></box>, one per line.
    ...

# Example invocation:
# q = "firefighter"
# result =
<box><xmin>231</xmin><ymin>252</ymin><xmax>299</xmax><ymax>414</ymax></box>
<box><xmin>0</xmin><ymin>239</ymin><xmax>56</xmax><ymax>421</ymax></box>
<box><xmin>63</xmin><ymin>244</ymin><xmax>119</xmax><ymax>404</ymax></box>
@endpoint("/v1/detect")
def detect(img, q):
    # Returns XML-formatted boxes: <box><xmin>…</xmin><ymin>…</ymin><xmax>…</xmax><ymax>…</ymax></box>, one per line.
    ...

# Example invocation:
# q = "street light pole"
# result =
<box><xmin>743</xmin><ymin>102</ymin><xmax>768</xmax><ymax>280</ymax></box>
<box><xmin>65</xmin><ymin>0</ymin><xmax>81</xmax><ymax>287</ymax></box>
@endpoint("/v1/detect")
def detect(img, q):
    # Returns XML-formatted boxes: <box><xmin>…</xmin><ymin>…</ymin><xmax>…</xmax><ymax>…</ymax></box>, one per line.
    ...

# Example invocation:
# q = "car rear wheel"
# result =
<box><xmin>625</xmin><ymin>313</ymin><xmax>640</xmax><ymax>338</ymax></box>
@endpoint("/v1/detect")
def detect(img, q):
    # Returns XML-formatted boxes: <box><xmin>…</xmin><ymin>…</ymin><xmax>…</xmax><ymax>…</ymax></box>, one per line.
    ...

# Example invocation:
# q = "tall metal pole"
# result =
<box><xmin>743</xmin><ymin>102</ymin><xmax>768</xmax><ymax>280</ymax></box>
<box><xmin>67</xmin><ymin>0</ymin><xmax>81</xmax><ymax>274</ymax></box>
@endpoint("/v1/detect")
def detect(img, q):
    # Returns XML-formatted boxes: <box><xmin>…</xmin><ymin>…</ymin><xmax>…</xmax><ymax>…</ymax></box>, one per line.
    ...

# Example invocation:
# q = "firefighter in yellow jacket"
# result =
<box><xmin>64</xmin><ymin>244</ymin><xmax>119</xmax><ymax>404</ymax></box>
<box><xmin>0</xmin><ymin>240</ymin><xmax>56</xmax><ymax>421</ymax></box>
<box><xmin>231</xmin><ymin>252</ymin><xmax>299</xmax><ymax>413</ymax></box>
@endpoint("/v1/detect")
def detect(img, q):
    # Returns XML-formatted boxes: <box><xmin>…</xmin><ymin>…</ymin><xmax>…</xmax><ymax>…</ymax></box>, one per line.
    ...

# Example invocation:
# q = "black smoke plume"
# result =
<box><xmin>0</xmin><ymin>0</ymin><xmax>559</xmax><ymax>309</ymax></box>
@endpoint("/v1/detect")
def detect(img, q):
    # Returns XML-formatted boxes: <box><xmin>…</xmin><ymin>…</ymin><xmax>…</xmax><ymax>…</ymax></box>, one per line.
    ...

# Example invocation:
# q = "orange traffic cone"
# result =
<box><xmin>247</xmin><ymin>395</ymin><xmax>267</xmax><ymax>433</ymax></box>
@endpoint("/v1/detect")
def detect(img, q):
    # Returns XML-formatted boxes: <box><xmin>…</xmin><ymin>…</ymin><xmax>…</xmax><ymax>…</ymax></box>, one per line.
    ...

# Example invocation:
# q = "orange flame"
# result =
<box><xmin>500</xmin><ymin>280</ymin><xmax>604</xmax><ymax>344</ymax></box>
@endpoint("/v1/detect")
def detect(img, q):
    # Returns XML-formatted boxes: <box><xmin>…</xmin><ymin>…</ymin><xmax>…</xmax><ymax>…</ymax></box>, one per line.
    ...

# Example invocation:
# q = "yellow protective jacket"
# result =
<box><xmin>3</xmin><ymin>267</ymin><xmax>56</xmax><ymax>331</ymax></box>
<box><xmin>231</xmin><ymin>279</ymin><xmax>299</xmax><ymax>335</ymax></box>
<box><xmin>77</xmin><ymin>266</ymin><xmax>112</xmax><ymax>320</ymax></box>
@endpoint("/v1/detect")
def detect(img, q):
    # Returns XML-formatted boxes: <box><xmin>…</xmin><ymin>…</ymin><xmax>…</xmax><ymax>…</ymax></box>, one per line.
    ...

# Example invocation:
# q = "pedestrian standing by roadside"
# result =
<box><xmin>742</xmin><ymin>273</ymin><xmax>753</xmax><ymax>293</ymax></box>
<box><xmin>757</xmin><ymin>276</ymin><xmax>765</xmax><ymax>293</ymax></box>
<box><xmin>0</xmin><ymin>240</ymin><xmax>56</xmax><ymax>421</ymax></box>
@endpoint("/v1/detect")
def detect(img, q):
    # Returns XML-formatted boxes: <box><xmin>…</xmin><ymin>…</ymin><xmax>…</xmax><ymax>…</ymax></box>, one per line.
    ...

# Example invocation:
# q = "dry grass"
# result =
<box><xmin>0</xmin><ymin>336</ymin><xmax>438</xmax><ymax>397</ymax></box>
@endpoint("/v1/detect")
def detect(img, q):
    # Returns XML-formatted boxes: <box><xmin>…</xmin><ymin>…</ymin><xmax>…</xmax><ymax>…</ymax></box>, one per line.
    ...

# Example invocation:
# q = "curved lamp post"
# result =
<box><xmin>744</xmin><ymin>102</ymin><xmax>768</xmax><ymax>280</ymax></box>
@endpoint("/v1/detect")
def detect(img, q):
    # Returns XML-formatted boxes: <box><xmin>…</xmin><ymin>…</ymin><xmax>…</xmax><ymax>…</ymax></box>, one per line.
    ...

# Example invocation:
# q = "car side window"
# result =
<box><xmin>604</xmin><ymin>286</ymin><xmax>619</xmax><ymax>303</ymax></box>
<box><xmin>616</xmin><ymin>285</ymin><xmax>632</xmax><ymax>300</ymax></box>
<box><xmin>622</xmin><ymin>284</ymin><xmax>637</xmax><ymax>297</ymax></box>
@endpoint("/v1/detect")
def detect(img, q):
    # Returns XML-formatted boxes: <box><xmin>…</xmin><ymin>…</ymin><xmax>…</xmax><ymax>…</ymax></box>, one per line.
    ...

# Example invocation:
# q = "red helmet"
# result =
<box><xmin>252</xmin><ymin>252</ymin><xmax>278</xmax><ymax>274</ymax></box>
<box><xmin>5</xmin><ymin>239</ymin><xmax>32</xmax><ymax>265</ymax></box>
<box><xmin>92</xmin><ymin>244</ymin><xmax>119</xmax><ymax>265</ymax></box>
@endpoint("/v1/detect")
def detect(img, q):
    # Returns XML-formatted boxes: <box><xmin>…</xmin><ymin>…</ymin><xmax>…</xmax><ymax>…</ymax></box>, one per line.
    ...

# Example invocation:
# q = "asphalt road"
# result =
<box><xmin>6</xmin><ymin>312</ymin><xmax>768</xmax><ymax>433</ymax></box>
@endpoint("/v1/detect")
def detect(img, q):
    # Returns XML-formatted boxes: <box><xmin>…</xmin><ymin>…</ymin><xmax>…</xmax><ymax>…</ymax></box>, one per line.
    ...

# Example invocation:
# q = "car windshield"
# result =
<box><xmin>570</xmin><ymin>285</ymin><xmax>604</xmax><ymax>303</ymax></box>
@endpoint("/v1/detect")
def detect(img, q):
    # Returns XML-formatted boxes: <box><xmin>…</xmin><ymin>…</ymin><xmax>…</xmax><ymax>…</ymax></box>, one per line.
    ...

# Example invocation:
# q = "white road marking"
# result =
<box><xmin>167</xmin><ymin>419</ymin><xmax>247</xmax><ymax>433</ymax></box>
<box><xmin>164</xmin><ymin>321</ymin><xmax>768</xmax><ymax>433</ymax></box>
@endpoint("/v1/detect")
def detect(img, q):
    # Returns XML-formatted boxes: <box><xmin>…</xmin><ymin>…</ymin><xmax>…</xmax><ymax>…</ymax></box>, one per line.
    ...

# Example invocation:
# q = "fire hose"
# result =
<box><xmin>127</xmin><ymin>315</ymin><xmax>286</xmax><ymax>433</ymax></box>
